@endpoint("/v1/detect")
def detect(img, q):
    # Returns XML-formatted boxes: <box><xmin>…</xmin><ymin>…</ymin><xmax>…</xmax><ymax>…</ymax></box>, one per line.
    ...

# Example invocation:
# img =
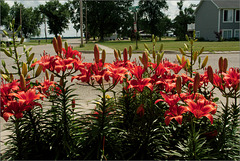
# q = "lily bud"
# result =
<box><xmin>142</xmin><ymin>51</ymin><xmax>148</xmax><ymax>69</ymax></box>
<box><xmin>35</xmin><ymin>65</ymin><xmax>42</xmax><ymax>77</ymax></box>
<box><xmin>72</xmin><ymin>99</ymin><xmax>75</xmax><ymax>110</ymax></box>
<box><xmin>65</xmin><ymin>41</ymin><xmax>68</xmax><ymax>52</ymax></box>
<box><xmin>218</xmin><ymin>57</ymin><xmax>223</xmax><ymax>72</ymax></box>
<box><xmin>201</xmin><ymin>56</ymin><xmax>208</xmax><ymax>68</ymax></box>
<box><xmin>179</xmin><ymin>48</ymin><xmax>185</xmax><ymax>55</ymax></box>
<box><xmin>199</xmin><ymin>47</ymin><xmax>204</xmax><ymax>54</ymax></box>
<box><xmin>144</xmin><ymin>43</ymin><xmax>149</xmax><ymax>51</ymax></box>
<box><xmin>129</xmin><ymin>45</ymin><xmax>132</xmax><ymax>59</ymax></box>
<box><xmin>139</xmin><ymin>56</ymin><xmax>143</xmax><ymax>64</ymax></box>
<box><xmin>52</xmin><ymin>37</ymin><xmax>59</xmax><ymax>54</ymax></box>
<box><xmin>27</xmin><ymin>53</ymin><xmax>35</xmax><ymax>64</ymax></box>
<box><xmin>160</xmin><ymin>52</ymin><xmax>164</xmax><ymax>61</ymax></box>
<box><xmin>223</xmin><ymin>58</ymin><xmax>228</xmax><ymax>73</ymax></box>
<box><xmin>123</xmin><ymin>48</ymin><xmax>128</xmax><ymax>62</ymax></box>
<box><xmin>159</xmin><ymin>44</ymin><xmax>163</xmax><ymax>52</ymax></box>
<box><xmin>157</xmin><ymin>54</ymin><xmax>161</xmax><ymax>66</ymax></box>
<box><xmin>193</xmin><ymin>51</ymin><xmax>198</xmax><ymax>62</ymax></box>
<box><xmin>10</xmin><ymin>74</ymin><xmax>14</xmax><ymax>81</ymax></box>
<box><xmin>50</xmin><ymin>74</ymin><xmax>54</xmax><ymax>81</ymax></box>
<box><xmin>207</xmin><ymin>66</ymin><xmax>213</xmax><ymax>83</ymax></box>
<box><xmin>118</xmin><ymin>49</ymin><xmax>121</xmax><ymax>59</ymax></box>
<box><xmin>2</xmin><ymin>48</ymin><xmax>12</xmax><ymax>57</ymax></box>
<box><xmin>186</xmin><ymin>59</ymin><xmax>190</xmax><ymax>67</ymax></box>
<box><xmin>22</xmin><ymin>63</ymin><xmax>28</xmax><ymax>77</ymax></box>
<box><xmin>102</xmin><ymin>49</ymin><xmax>106</xmax><ymax>64</ymax></box>
<box><xmin>152</xmin><ymin>50</ymin><xmax>156</xmax><ymax>60</ymax></box>
<box><xmin>114</xmin><ymin>49</ymin><xmax>119</xmax><ymax>61</ymax></box>
<box><xmin>176</xmin><ymin>76</ymin><xmax>182</xmax><ymax>95</ymax></box>
<box><xmin>20</xmin><ymin>74</ymin><xmax>26</xmax><ymax>91</ymax></box>
<box><xmin>57</xmin><ymin>36</ymin><xmax>62</xmax><ymax>53</ymax></box>
<box><xmin>137</xmin><ymin>104</ymin><xmax>144</xmax><ymax>117</ymax></box>
<box><xmin>45</xmin><ymin>70</ymin><xmax>49</xmax><ymax>80</ymax></box>
<box><xmin>193</xmin><ymin>73</ymin><xmax>200</xmax><ymax>93</ymax></box>
<box><xmin>94</xmin><ymin>44</ymin><xmax>100</xmax><ymax>63</ymax></box>
<box><xmin>176</xmin><ymin>54</ymin><xmax>182</xmax><ymax>64</ymax></box>
<box><xmin>1</xmin><ymin>74</ymin><xmax>9</xmax><ymax>81</ymax></box>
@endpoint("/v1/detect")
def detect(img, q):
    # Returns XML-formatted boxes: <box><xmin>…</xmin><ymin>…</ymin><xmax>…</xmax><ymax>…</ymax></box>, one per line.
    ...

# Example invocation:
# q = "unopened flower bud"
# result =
<box><xmin>65</xmin><ymin>41</ymin><xmax>68</xmax><ymax>52</ymax></box>
<box><xmin>52</xmin><ymin>37</ymin><xmax>59</xmax><ymax>54</ymax></box>
<box><xmin>57</xmin><ymin>36</ymin><xmax>62</xmax><ymax>53</ymax></box>
<box><xmin>223</xmin><ymin>58</ymin><xmax>228</xmax><ymax>73</ymax></box>
<box><xmin>114</xmin><ymin>49</ymin><xmax>119</xmax><ymax>61</ymax></box>
<box><xmin>118</xmin><ymin>49</ymin><xmax>121</xmax><ymax>59</ymax></box>
<box><xmin>176</xmin><ymin>76</ymin><xmax>182</xmax><ymax>95</ymax></box>
<box><xmin>193</xmin><ymin>73</ymin><xmax>200</xmax><ymax>93</ymax></box>
<box><xmin>22</xmin><ymin>63</ymin><xmax>27</xmax><ymax>77</ymax></box>
<box><xmin>176</xmin><ymin>54</ymin><xmax>182</xmax><ymax>65</ymax></box>
<box><xmin>207</xmin><ymin>66</ymin><xmax>214</xmax><ymax>83</ymax></box>
<box><xmin>102</xmin><ymin>49</ymin><xmax>106</xmax><ymax>64</ymax></box>
<box><xmin>193</xmin><ymin>51</ymin><xmax>198</xmax><ymax>62</ymax></box>
<box><xmin>35</xmin><ymin>65</ymin><xmax>42</xmax><ymax>77</ymax></box>
<box><xmin>72</xmin><ymin>99</ymin><xmax>75</xmax><ymax>110</ymax></box>
<box><xmin>94</xmin><ymin>44</ymin><xmax>100</xmax><ymax>63</ymax></box>
<box><xmin>201</xmin><ymin>56</ymin><xmax>208</xmax><ymax>68</ymax></box>
<box><xmin>45</xmin><ymin>70</ymin><xmax>49</xmax><ymax>80</ymax></box>
<box><xmin>123</xmin><ymin>48</ymin><xmax>128</xmax><ymax>63</ymax></box>
<box><xmin>20</xmin><ymin>74</ymin><xmax>26</xmax><ymax>90</ymax></box>
<box><xmin>50</xmin><ymin>74</ymin><xmax>54</xmax><ymax>81</ymax></box>
<box><xmin>142</xmin><ymin>51</ymin><xmax>148</xmax><ymax>70</ymax></box>
<box><xmin>137</xmin><ymin>104</ymin><xmax>144</xmax><ymax>117</ymax></box>
<box><xmin>218</xmin><ymin>57</ymin><xmax>223</xmax><ymax>72</ymax></box>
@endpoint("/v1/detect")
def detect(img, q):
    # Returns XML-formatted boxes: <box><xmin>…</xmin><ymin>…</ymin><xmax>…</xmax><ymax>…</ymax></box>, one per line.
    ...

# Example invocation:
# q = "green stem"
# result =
<box><xmin>190</xmin><ymin>42</ymin><xmax>193</xmax><ymax>78</ymax></box>
<box><xmin>190</xmin><ymin>117</ymin><xmax>196</xmax><ymax>159</ymax></box>
<box><xmin>12</xmin><ymin>29</ymin><xmax>21</xmax><ymax>75</ymax></box>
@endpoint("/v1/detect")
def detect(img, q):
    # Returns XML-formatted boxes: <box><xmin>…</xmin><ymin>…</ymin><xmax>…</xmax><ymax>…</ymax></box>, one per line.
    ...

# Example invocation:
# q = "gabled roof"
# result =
<box><xmin>195</xmin><ymin>0</ymin><xmax>240</xmax><ymax>14</ymax></box>
<box><xmin>212</xmin><ymin>0</ymin><xmax>240</xmax><ymax>9</ymax></box>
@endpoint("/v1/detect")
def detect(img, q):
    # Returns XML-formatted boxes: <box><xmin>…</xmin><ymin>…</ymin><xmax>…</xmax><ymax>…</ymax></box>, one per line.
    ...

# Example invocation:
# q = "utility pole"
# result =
<box><xmin>80</xmin><ymin>0</ymin><xmax>84</xmax><ymax>47</ymax></box>
<box><xmin>44</xmin><ymin>16</ymin><xmax>47</xmax><ymax>42</ymax></box>
<box><xmin>85</xmin><ymin>2</ymin><xmax>88</xmax><ymax>43</ymax></box>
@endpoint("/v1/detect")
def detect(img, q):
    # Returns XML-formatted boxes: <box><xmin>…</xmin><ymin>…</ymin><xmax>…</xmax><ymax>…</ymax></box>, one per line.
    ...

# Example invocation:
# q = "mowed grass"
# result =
<box><xmin>72</xmin><ymin>39</ymin><xmax>240</xmax><ymax>52</ymax></box>
<box><xmin>98</xmin><ymin>40</ymin><xmax>240</xmax><ymax>52</ymax></box>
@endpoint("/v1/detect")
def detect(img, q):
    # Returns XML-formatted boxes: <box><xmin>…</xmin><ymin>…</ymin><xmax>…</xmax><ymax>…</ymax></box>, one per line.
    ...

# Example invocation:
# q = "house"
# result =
<box><xmin>195</xmin><ymin>0</ymin><xmax>239</xmax><ymax>41</ymax></box>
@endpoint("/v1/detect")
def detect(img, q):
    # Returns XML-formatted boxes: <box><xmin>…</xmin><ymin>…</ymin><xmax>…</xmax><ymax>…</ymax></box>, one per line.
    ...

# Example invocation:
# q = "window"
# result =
<box><xmin>234</xmin><ymin>29</ymin><xmax>239</xmax><ymax>38</ymax></box>
<box><xmin>195</xmin><ymin>31</ymin><xmax>200</xmax><ymax>38</ymax></box>
<box><xmin>222</xmin><ymin>29</ymin><xmax>232</xmax><ymax>39</ymax></box>
<box><xmin>235</xmin><ymin>10</ymin><xmax>239</xmax><ymax>22</ymax></box>
<box><xmin>223</xmin><ymin>9</ymin><xmax>233</xmax><ymax>22</ymax></box>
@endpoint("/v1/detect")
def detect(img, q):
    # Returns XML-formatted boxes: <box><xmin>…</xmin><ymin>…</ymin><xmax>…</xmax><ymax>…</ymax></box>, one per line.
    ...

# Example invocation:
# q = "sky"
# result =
<box><xmin>5</xmin><ymin>0</ymin><xmax>200</xmax><ymax>38</ymax></box>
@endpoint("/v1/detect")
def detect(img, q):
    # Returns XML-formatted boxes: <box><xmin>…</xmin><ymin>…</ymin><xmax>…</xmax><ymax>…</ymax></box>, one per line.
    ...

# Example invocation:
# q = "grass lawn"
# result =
<box><xmin>97</xmin><ymin>40</ymin><xmax>240</xmax><ymax>52</ymax></box>
<box><xmin>73</xmin><ymin>42</ymin><xmax>99</xmax><ymax>51</ymax></box>
<box><xmin>22</xmin><ymin>39</ymin><xmax>53</xmax><ymax>46</ymax></box>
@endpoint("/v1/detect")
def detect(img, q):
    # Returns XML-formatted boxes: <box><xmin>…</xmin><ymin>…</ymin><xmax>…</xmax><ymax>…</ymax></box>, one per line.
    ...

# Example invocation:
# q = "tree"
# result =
<box><xmin>173</xmin><ymin>0</ymin><xmax>195</xmax><ymax>40</ymax></box>
<box><xmin>40</xmin><ymin>0</ymin><xmax>70</xmax><ymax>38</ymax></box>
<box><xmin>138</xmin><ymin>0</ymin><xmax>169</xmax><ymax>38</ymax></box>
<box><xmin>69</xmin><ymin>0</ymin><xmax>133</xmax><ymax>41</ymax></box>
<box><xmin>9</xmin><ymin>2</ymin><xmax>43</xmax><ymax>38</ymax></box>
<box><xmin>0</xmin><ymin>0</ymin><xmax>10</xmax><ymax>27</ymax></box>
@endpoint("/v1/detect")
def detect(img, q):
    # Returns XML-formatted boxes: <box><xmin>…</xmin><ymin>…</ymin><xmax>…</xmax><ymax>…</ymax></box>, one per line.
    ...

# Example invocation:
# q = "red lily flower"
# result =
<box><xmin>128</xmin><ymin>78</ymin><xmax>153</xmax><ymax>92</ymax></box>
<box><xmin>164</xmin><ymin>105</ymin><xmax>188</xmax><ymax>125</ymax></box>
<box><xmin>185</xmin><ymin>98</ymin><xmax>217</xmax><ymax>124</ymax></box>
<box><xmin>2</xmin><ymin>100</ymin><xmax>25</xmax><ymax>122</ymax></box>
<box><xmin>130</xmin><ymin>65</ymin><xmax>145</xmax><ymax>80</ymax></box>
<box><xmin>222</xmin><ymin>67</ymin><xmax>240</xmax><ymax>90</ymax></box>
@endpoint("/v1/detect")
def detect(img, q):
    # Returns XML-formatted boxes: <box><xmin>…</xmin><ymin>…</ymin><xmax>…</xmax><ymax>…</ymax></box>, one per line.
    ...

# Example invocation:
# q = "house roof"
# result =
<box><xmin>212</xmin><ymin>0</ymin><xmax>240</xmax><ymax>9</ymax></box>
<box><xmin>195</xmin><ymin>0</ymin><xmax>240</xmax><ymax>14</ymax></box>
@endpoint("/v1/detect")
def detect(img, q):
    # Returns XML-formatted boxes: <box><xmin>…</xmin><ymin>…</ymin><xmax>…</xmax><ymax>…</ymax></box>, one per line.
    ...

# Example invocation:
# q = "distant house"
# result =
<box><xmin>195</xmin><ymin>0</ymin><xmax>239</xmax><ymax>41</ymax></box>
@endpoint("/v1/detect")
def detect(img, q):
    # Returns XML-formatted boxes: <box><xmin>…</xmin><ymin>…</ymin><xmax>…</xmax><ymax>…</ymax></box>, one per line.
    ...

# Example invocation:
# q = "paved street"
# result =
<box><xmin>0</xmin><ymin>39</ymin><xmax>239</xmax><ymax>153</ymax></box>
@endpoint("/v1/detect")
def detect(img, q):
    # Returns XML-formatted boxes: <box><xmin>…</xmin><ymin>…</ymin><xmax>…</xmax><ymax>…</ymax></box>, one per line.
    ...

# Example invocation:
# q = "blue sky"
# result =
<box><xmin>5</xmin><ymin>0</ymin><xmax>200</xmax><ymax>37</ymax></box>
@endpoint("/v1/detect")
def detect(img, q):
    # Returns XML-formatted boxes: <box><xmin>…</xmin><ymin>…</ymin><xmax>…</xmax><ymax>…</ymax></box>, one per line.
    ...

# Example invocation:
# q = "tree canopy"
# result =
<box><xmin>138</xmin><ymin>0</ymin><xmax>170</xmax><ymax>38</ymax></box>
<box><xmin>9</xmin><ymin>2</ymin><xmax>43</xmax><ymax>38</ymax></box>
<box><xmin>69</xmin><ymin>0</ymin><xmax>133</xmax><ymax>41</ymax></box>
<box><xmin>173</xmin><ymin>0</ymin><xmax>195</xmax><ymax>40</ymax></box>
<box><xmin>40</xmin><ymin>0</ymin><xmax>70</xmax><ymax>38</ymax></box>
<box><xmin>0</xmin><ymin>0</ymin><xmax>10</xmax><ymax>27</ymax></box>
